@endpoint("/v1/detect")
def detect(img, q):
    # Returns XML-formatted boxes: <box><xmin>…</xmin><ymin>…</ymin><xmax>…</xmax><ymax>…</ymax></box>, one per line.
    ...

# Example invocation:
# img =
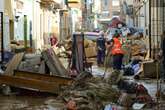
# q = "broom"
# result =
<box><xmin>103</xmin><ymin>45</ymin><xmax>112</xmax><ymax>78</ymax></box>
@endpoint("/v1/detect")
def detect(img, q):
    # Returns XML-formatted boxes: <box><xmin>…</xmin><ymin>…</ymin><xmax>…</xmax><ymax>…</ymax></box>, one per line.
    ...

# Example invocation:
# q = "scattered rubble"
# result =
<box><xmin>0</xmin><ymin>25</ymin><xmax>163</xmax><ymax>110</ymax></box>
<box><xmin>58</xmin><ymin>74</ymin><xmax>120</xmax><ymax>110</ymax></box>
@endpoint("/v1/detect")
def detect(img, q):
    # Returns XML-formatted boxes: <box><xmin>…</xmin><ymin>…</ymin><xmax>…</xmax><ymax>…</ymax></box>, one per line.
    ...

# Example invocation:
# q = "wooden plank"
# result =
<box><xmin>4</xmin><ymin>53</ymin><xmax>24</xmax><ymax>76</ymax></box>
<box><xmin>42</xmin><ymin>49</ymin><xmax>68</xmax><ymax>77</ymax></box>
<box><xmin>0</xmin><ymin>75</ymin><xmax>63</xmax><ymax>94</ymax></box>
<box><xmin>14</xmin><ymin>70</ymin><xmax>74</xmax><ymax>85</ymax></box>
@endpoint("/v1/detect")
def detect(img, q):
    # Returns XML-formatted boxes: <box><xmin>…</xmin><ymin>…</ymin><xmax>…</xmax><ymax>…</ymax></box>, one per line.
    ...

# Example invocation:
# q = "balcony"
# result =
<box><xmin>40</xmin><ymin>0</ymin><xmax>61</xmax><ymax>9</ymax></box>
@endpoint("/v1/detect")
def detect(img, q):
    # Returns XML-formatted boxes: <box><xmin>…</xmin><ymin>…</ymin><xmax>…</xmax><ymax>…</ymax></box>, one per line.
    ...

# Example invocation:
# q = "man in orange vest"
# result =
<box><xmin>110</xmin><ymin>30</ymin><xmax>124</xmax><ymax>70</ymax></box>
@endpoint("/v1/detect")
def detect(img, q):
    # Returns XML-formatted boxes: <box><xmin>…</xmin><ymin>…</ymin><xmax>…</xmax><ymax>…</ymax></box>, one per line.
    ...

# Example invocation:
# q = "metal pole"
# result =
<box><xmin>0</xmin><ymin>12</ymin><xmax>4</xmax><ymax>62</ymax></box>
<box><xmin>163</xmin><ymin>0</ymin><xmax>165</xmax><ymax>31</ymax></box>
<box><xmin>59</xmin><ymin>10</ymin><xmax>63</xmax><ymax>44</ymax></box>
<box><xmin>156</xmin><ymin>0</ymin><xmax>159</xmax><ymax>58</ymax></box>
<box><xmin>145</xmin><ymin>2</ymin><xmax>147</xmax><ymax>28</ymax></box>
<box><xmin>156</xmin><ymin>61</ymin><xmax>160</xmax><ymax>110</ymax></box>
<box><xmin>149</xmin><ymin>0</ymin><xmax>152</xmax><ymax>58</ymax></box>
<box><xmin>150</xmin><ymin>0</ymin><xmax>157</xmax><ymax>59</ymax></box>
<box><xmin>156</xmin><ymin>1</ymin><xmax>160</xmax><ymax>110</ymax></box>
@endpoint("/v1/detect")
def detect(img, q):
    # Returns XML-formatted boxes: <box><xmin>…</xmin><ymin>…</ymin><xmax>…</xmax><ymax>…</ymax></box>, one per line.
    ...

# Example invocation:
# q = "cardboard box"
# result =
<box><xmin>85</xmin><ymin>47</ymin><xmax>97</xmax><ymax>58</ymax></box>
<box><xmin>141</xmin><ymin>60</ymin><xmax>160</xmax><ymax>78</ymax></box>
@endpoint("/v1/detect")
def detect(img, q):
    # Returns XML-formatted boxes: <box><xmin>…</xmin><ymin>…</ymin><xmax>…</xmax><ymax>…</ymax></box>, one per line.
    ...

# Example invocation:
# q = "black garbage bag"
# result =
<box><xmin>117</xmin><ymin>80</ymin><xmax>138</xmax><ymax>93</ymax></box>
<box><xmin>123</xmin><ymin>66</ymin><xmax>134</xmax><ymax>76</ymax></box>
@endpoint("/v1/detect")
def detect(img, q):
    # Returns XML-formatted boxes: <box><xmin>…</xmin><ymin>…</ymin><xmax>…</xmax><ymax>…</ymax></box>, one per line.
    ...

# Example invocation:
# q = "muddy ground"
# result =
<box><xmin>0</xmin><ymin>63</ymin><xmax>165</xmax><ymax>110</ymax></box>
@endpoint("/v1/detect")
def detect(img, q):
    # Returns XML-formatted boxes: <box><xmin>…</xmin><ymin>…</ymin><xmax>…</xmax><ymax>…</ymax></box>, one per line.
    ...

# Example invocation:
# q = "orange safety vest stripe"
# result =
<box><xmin>111</xmin><ymin>38</ymin><xmax>124</xmax><ymax>55</ymax></box>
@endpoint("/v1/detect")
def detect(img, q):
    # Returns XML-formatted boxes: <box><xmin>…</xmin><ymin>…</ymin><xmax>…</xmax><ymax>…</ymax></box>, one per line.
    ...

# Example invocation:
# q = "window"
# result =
<box><xmin>104</xmin><ymin>0</ymin><xmax>107</xmax><ymax>6</ymax></box>
<box><xmin>101</xmin><ymin>11</ymin><xmax>109</xmax><ymax>17</ymax></box>
<box><xmin>112</xmin><ymin>10</ymin><xmax>120</xmax><ymax>16</ymax></box>
<box><xmin>112</xmin><ymin>0</ymin><xmax>120</xmax><ymax>6</ymax></box>
<box><xmin>102</xmin><ymin>0</ymin><xmax>109</xmax><ymax>11</ymax></box>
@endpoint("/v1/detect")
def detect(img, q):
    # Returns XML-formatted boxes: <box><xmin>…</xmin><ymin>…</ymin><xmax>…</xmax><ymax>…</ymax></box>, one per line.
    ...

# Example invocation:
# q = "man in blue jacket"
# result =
<box><xmin>96</xmin><ymin>31</ymin><xmax>106</xmax><ymax>66</ymax></box>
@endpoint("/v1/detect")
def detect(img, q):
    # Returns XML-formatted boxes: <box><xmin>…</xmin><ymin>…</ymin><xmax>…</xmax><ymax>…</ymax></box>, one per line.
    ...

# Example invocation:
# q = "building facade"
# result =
<box><xmin>0</xmin><ymin>0</ymin><xmax>66</xmax><ymax>50</ymax></box>
<box><xmin>101</xmin><ymin>0</ymin><xmax>120</xmax><ymax>19</ymax></box>
<box><xmin>120</xmin><ymin>0</ymin><xmax>134</xmax><ymax>27</ymax></box>
<box><xmin>132</xmin><ymin>0</ymin><xmax>165</xmax><ymax>58</ymax></box>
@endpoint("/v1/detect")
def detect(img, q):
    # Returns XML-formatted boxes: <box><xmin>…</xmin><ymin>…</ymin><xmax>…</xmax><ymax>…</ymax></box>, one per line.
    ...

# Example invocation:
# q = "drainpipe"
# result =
<box><xmin>24</xmin><ymin>15</ymin><xmax>27</xmax><ymax>48</ymax></box>
<box><xmin>163</xmin><ymin>0</ymin><xmax>165</xmax><ymax>31</ymax></box>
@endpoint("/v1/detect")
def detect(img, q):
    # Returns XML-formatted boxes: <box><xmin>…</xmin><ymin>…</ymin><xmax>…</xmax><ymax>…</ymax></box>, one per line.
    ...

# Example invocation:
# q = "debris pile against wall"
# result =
<box><xmin>52</xmin><ymin>70</ymin><xmax>156</xmax><ymax>110</ymax></box>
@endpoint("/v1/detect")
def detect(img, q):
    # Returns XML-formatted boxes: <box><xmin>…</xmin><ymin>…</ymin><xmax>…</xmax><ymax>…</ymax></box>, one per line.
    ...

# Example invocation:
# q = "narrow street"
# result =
<box><xmin>0</xmin><ymin>0</ymin><xmax>165</xmax><ymax>110</ymax></box>
<box><xmin>0</xmin><ymin>65</ymin><xmax>164</xmax><ymax>110</ymax></box>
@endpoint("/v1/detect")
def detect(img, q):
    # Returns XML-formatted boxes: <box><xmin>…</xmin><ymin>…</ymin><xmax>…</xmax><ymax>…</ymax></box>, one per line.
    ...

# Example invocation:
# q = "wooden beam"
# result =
<box><xmin>0</xmin><ymin>75</ymin><xmax>60</xmax><ymax>94</ymax></box>
<box><xmin>0</xmin><ymin>70</ymin><xmax>74</xmax><ymax>94</ymax></box>
<box><xmin>42</xmin><ymin>49</ymin><xmax>69</xmax><ymax>77</ymax></box>
<box><xmin>4</xmin><ymin>53</ymin><xmax>24</xmax><ymax>76</ymax></box>
<box><xmin>14</xmin><ymin>70</ymin><xmax>74</xmax><ymax>85</ymax></box>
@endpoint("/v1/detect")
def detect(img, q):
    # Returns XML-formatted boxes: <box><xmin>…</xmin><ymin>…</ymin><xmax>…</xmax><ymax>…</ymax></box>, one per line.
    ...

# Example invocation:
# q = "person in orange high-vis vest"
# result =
<box><xmin>111</xmin><ymin>31</ymin><xmax>124</xmax><ymax>70</ymax></box>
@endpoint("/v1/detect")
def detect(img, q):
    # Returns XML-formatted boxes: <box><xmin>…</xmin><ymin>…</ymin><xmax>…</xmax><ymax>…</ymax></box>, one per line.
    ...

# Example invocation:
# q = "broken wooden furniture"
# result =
<box><xmin>71</xmin><ymin>32</ymin><xmax>93</xmax><ymax>73</ymax></box>
<box><xmin>0</xmin><ymin>70</ymin><xmax>73</xmax><ymax>94</ymax></box>
<box><xmin>0</xmin><ymin>52</ymin><xmax>73</xmax><ymax>94</ymax></box>
<box><xmin>42</xmin><ymin>48</ymin><xmax>69</xmax><ymax>77</ymax></box>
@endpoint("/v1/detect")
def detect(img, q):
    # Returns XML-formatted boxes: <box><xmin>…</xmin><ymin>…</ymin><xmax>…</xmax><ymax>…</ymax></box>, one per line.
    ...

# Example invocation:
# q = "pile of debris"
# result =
<box><xmin>129</xmin><ymin>36</ymin><xmax>147</xmax><ymax>57</ymax></box>
<box><xmin>16</xmin><ymin>48</ymin><xmax>69</xmax><ymax>77</ymax></box>
<box><xmin>56</xmin><ymin>69</ymin><xmax>156</xmax><ymax>110</ymax></box>
<box><xmin>106</xmin><ymin>70</ymin><xmax>155</xmax><ymax>109</ymax></box>
<box><xmin>57</xmin><ymin>72</ymin><xmax>120</xmax><ymax>110</ymax></box>
<box><xmin>117</xmin><ymin>79</ymin><xmax>155</xmax><ymax>109</ymax></box>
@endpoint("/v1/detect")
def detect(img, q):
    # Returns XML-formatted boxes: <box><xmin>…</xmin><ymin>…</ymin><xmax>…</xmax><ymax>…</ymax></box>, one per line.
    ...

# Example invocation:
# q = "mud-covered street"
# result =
<box><xmin>0</xmin><ymin>95</ymin><xmax>63</xmax><ymax>110</ymax></box>
<box><xmin>1</xmin><ymin>0</ymin><xmax>165</xmax><ymax>109</ymax></box>
<box><xmin>0</xmin><ymin>66</ymin><xmax>164</xmax><ymax>110</ymax></box>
